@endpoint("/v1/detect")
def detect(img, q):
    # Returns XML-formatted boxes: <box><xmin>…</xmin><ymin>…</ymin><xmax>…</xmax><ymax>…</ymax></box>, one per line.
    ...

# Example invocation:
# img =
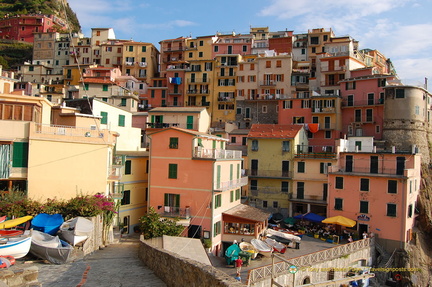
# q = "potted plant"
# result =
<box><xmin>203</xmin><ymin>238</ymin><xmax>212</xmax><ymax>252</ymax></box>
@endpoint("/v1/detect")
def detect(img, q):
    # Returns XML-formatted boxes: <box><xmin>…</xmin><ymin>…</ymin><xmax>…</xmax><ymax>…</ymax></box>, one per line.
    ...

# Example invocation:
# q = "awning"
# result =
<box><xmin>308</xmin><ymin>123</ymin><xmax>319</xmax><ymax>133</ymax></box>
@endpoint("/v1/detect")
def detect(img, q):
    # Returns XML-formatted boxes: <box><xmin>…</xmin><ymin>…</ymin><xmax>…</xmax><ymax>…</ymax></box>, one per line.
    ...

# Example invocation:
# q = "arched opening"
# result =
<box><xmin>302</xmin><ymin>276</ymin><xmax>311</xmax><ymax>284</ymax></box>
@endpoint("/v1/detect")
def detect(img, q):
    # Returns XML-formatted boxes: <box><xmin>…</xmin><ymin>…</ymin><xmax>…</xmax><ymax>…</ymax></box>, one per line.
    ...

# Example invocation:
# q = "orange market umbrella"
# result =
<box><xmin>322</xmin><ymin>216</ymin><xmax>356</xmax><ymax>227</ymax></box>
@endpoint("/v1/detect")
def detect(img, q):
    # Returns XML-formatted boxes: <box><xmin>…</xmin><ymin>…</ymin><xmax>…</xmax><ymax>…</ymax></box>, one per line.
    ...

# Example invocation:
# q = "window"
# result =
<box><xmin>335</xmin><ymin>198</ymin><xmax>343</xmax><ymax>210</ymax></box>
<box><xmin>169</xmin><ymin>137</ymin><xmax>178</xmax><ymax>149</ymax></box>
<box><xmin>282</xmin><ymin>141</ymin><xmax>290</xmax><ymax>152</ymax></box>
<box><xmin>283</xmin><ymin>100</ymin><xmax>292</xmax><ymax>109</ymax></box>
<box><xmin>84</xmin><ymin>83</ymin><xmax>89</xmax><ymax>91</ymax></box>
<box><xmin>360</xmin><ymin>178</ymin><xmax>369</xmax><ymax>191</ymax></box>
<box><xmin>360</xmin><ymin>201</ymin><xmax>369</xmax><ymax>213</ymax></box>
<box><xmin>12</xmin><ymin>142</ymin><xmax>29</xmax><ymax>168</ymax></box>
<box><xmin>199</xmin><ymin>52</ymin><xmax>203</xmax><ymax>57</ymax></box>
<box><xmin>320</xmin><ymin>163</ymin><xmax>331</xmax><ymax>174</ymax></box>
<box><xmin>235</xmin><ymin>189</ymin><xmax>240</xmax><ymax>200</ymax></box>
<box><xmin>276</xmin><ymin>60</ymin><xmax>282</xmax><ymax>68</ymax></box>
<box><xmin>366</xmin><ymin>109</ymin><xmax>373</xmax><ymax>122</ymax></box>
<box><xmin>142</xmin><ymin>46</ymin><xmax>146</xmax><ymax>52</ymax></box>
<box><xmin>395</xmin><ymin>89</ymin><xmax>405</xmax><ymax>98</ymax></box>
<box><xmin>251</xmin><ymin>180</ymin><xmax>258</xmax><ymax>190</ymax></box>
<box><xmin>388</xmin><ymin>180</ymin><xmax>397</xmax><ymax>194</ymax></box>
<box><xmin>266</xmin><ymin>61</ymin><xmax>271</xmax><ymax>68</ymax></box>
<box><xmin>263</xmin><ymin>201</ymin><xmax>268</xmax><ymax>208</ymax></box>
<box><xmin>262</xmin><ymin>106</ymin><xmax>267</xmax><ymax>113</ymax></box>
<box><xmin>214</xmin><ymin>194</ymin><xmax>222</xmax><ymax>208</ymax></box>
<box><xmin>121</xmin><ymin>98</ymin><xmax>127</xmax><ymax>106</ymax></box>
<box><xmin>325</xmin><ymin>131</ymin><xmax>332</xmax><ymax>139</ymax></box>
<box><xmin>408</xmin><ymin>204</ymin><xmax>413</xmax><ymax>218</ymax></box>
<box><xmin>125</xmin><ymin>160</ymin><xmax>132</xmax><ymax>174</ymax></box>
<box><xmin>297</xmin><ymin>162</ymin><xmax>305</xmax><ymax>173</ymax></box>
<box><xmin>231</xmin><ymin>137</ymin><xmax>236</xmax><ymax>144</ymax></box>
<box><xmin>347</xmin><ymin>95</ymin><xmax>354</xmax><ymax>106</ymax></box>
<box><xmin>199</xmin><ymin>40</ymin><xmax>204</xmax><ymax>46</ymax></box>
<box><xmin>335</xmin><ymin>177</ymin><xmax>344</xmax><ymax>189</ymax></box>
<box><xmin>121</xmin><ymin>190</ymin><xmax>131</xmax><ymax>205</ymax></box>
<box><xmin>230</xmin><ymin>190</ymin><xmax>234</xmax><ymax>202</ymax></box>
<box><xmin>355</xmin><ymin>109</ymin><xmax>361</xmax><ymax>122</ymax></box>
<box><xmin>213</xmin><ymin>221</ymin><xmax>221</xmax><ymax>236</ymax></box>
<box><xmin>214</xmin><ymin>46</ymin><xmax>219</xmax><ymax>52</ymax></box>
<box><xmin>100</xmin><ymin>112</ymin><xmax>108</xmax><ymax>124</ymax></box>
<box><xmin>297</xmin><ymin>182</ymin><xmax>304</xmax><ymax>199</ymax></box>
<box><xmin>168</xmin><ymin>164</ymin><xmax>177</xmax><ymax>179</ymax></box>
<box><xmin>118</xmin><ymin>115</ymin><xmax>125</xmax><ymax>127</ymax></box>
<box><xmin>251</xmin><ymin>140</ymin><xmax>258</xmax><ymax>151</ymax></box>
<box><xmin>387</xmin><ymin>203</ymin><xmax>397</xmax><ymax>217</ymax></box>
<box><xmin>128</xmin><ymin>46</ymin><xmax>133</xmax><ymax>52</ymax></box>
<box><xmin>281</xmin><ymin>182</ymin><xmax>289</xmax><ymax>193</ymax></box>
<box><xmin>273</xmin><ymin>201</ymin><xmax>278</xmax><ymax>208</ymax></box>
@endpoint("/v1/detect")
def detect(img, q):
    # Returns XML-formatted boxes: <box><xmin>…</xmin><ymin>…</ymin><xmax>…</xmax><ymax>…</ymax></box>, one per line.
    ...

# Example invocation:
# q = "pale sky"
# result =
<box><xmin>68</xmin><ymin>0</ymin><xmax>432</xmax><ymax>87</ymax></box>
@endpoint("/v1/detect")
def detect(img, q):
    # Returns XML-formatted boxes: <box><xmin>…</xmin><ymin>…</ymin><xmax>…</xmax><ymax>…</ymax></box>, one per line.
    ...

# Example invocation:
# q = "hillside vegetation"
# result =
<box><xmin>0</xmin><ymin>0</ymin><xmax>81</xmax><ymax>33</ymax></box>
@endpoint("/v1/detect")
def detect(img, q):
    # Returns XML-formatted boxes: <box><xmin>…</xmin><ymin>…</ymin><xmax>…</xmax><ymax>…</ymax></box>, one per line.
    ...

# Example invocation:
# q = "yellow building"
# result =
<box><xmin>122</xmin><ymin>42</ymin><xmax>159</xmax><ymax>84</ymax></box>
<box><xmin>247</xmin><ymin>124</ymin><xmax>308</xmax><ymax>217</ymax></box>
<box><xmin>0</xmin><ymin>93</ymin><xmax>119</xmax><ymax>200</ymax></box>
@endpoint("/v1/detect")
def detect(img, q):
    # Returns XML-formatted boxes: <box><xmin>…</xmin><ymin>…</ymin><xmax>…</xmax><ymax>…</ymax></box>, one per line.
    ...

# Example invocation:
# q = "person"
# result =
<box><xmin>234</xmin><ymin>257</ymin><xmax>243</xmax><ymax>273</ymax></box>
<box><xmin>348</xmin><ymin>236</ymin><xmax>353</xmax><ymax>243</ymax></box>
<box><xmin>362</xmin><ymin>231</ymin><xmax>368</xmax><ymax>239</ymax></box>
<box><xmin>234</xmin><ymin>272</ymin><xmax>241</xmax><ymax>281</ymax></box>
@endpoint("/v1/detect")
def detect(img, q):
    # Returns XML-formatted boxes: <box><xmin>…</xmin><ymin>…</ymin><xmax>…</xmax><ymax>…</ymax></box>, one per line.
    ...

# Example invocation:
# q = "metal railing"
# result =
<box><xmin>246</xmin><ymin>169</ymin><xmax>293</xmax><ymax>178</ymax></box>
<box><xmin>193</xmin><ymin>148</ymin><xmax>242</xmax><ymax>160</ymax></box>
<box><xmin>157</xmin><ymin>206</ymin><xmax>190</xmax><ymax>219</ymax></box>
<box><xmin>214</xmin><ymin>177</ymin><xmax>248</xmax><ymax>191</ymax></box>
<box><xmin>247</xmin><ymin>238</ymin><xmax>373</xmax><ymax>285</ymax></box>
<box><xmin>332</xmin><ymin>166</ymin><xmax>403</xmax><ymax>176</ymax></box>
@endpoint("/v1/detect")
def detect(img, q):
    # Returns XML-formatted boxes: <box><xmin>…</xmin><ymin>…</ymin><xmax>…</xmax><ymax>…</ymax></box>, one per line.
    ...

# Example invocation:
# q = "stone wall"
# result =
<box><xmin>138</xmin><ymin>237</ymin><xmax>245</xmax><ymax>287</ymax></box>
<box><xmin>0</xmin><ymin>266</ymin><xmax>39</xmax><ymax>287</ymax></box>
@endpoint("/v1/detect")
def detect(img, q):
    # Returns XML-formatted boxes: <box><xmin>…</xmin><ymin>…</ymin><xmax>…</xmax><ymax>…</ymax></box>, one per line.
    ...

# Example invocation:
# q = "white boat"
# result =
<box><xmin>251</xmin><ymin>239</ymin><xmax>273</xmax><ymax>257</ymax></box>
<box><xmin>266</xmin><ymin>228</ymin><xmax>301</xmax><ymax>243</ymax></box>
<box><xmin>0</xmin><ymin>232</ymin><xmax>32</xmax><ymax>259</ymax></box>
<box><xmin>59</xmin><ymin>217</ymin><xmax>93</xmax><ymax>246</ymax></box>
<box><xmin>239</xmin><ymin>241</ymin><xmax>259</xmax><ymax>259</ymax></box>
<box><xmin>30</xmin><ymin>230</ymin><xmax>73</xmax><ymax>264</ymax></box>
<box><xmin>265</xmin><ymin>237</ymin><xmax>287</xmax><ymax>254</ymax></box>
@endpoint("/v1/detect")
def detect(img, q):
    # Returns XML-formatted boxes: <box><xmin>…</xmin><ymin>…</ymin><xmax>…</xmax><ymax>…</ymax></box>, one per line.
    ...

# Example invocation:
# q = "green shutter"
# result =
<box><xmin>212</xmin><ymin>140</ymin><xmax>216</xmax><ymax>149</ymax></box>
<box><xmin>186</xmin><ymin>116</ymin><xmax>193</xmax><ymax>129</ymax></box>
<box><xmin>230</xmin><ymin>164</ymin><xmax>233</xmax><ymax>180</ymax></box>
<box><xmin>125</xmin><ymin>160</ymin><xmax>131</xmax><ymax>174</ymax></box>
<box><xmin>169</xmin><ymin>164</ymin><xmax>177</xmax><ymax>179</ymax></box>
<box><xmin>216</xmin><ymin>165</ymin><xmax>221</xmax><ymax>189</ymax></box>
<box><xmin>12</xmin><ymin>142</ymin><xmax>29</xmax><ymax>168</ymax></box>
<box><xmin>237</xmin><ymin>164</ymin><xmax>240</xmax><ymax>179</ymax></box>
<box><xmin>101</xmin><ymin>112</ymin><xmax>108</xmax><ymax>124</ymax></box>
<box><xmin>102</xmin><ymin>84</ymin><xmax>108</xmax><ymax>91</ymax></box>
<box><xmin>118</xmin><ymin>115</ymin><xmax>125</xmax><ymax>127</ymax></box>
<box><xmin>230</xmin><ymin>190</ymin><xmax>234</xmax><ymax>202</ymax></box>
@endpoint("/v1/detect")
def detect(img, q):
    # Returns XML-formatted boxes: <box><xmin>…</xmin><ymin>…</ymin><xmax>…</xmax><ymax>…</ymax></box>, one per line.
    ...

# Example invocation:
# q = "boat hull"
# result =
<box><xmin>239</xmin><ymin>242</ymin><xmax>259</xmax><ymax>259</ymax></box>
<box><xmin>0</xmin><ymin>236</ymin><xmax>32</xmax><ymax>259</ymax></box>
<box><xmin>30</xmin><ymin>230</ymin><xmax>73</xmax><ymax>264</ymax></box>
<box><xmin>251</xmin><ymin>239</ymin><xmax>273</xmax><ymax>257</ymax></box>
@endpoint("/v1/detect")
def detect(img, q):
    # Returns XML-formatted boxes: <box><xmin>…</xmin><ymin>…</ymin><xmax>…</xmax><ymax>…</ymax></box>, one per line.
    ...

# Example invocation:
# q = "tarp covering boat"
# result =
<box><xmin>30</xmin><ymin>230</ymin><xmax>73</xmax><ymax>264</ymax></box>
<box><xmin>266</xmin><ymin>228</ymin><xmax>301</xmax><ymax>243</ymax></box>
<box><xmin>31</xmin><ymin>213</ymin><xmax>64</xmax><ymax>235</ymax></box>
<box><xmin>251</xmin><ymin>239</ymin><xmax>272</xmax><ymax>257</ymax></box>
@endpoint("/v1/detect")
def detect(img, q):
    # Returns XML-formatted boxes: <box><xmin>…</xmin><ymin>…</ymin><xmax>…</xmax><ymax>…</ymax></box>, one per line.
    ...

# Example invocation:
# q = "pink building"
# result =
<box><xmin>147</xmin><ymin>127</ymin><xmax>261</xmax><ymax>256</ymax></box>
<box><xmin>340</xmin><ymin>67</ymin><xmax>397</xmax><ymax>140</ymax></box>
<box><xmin>328</xmin><ymin>138</ymin><xmax>420</xmax><ymax>252</ymax></box>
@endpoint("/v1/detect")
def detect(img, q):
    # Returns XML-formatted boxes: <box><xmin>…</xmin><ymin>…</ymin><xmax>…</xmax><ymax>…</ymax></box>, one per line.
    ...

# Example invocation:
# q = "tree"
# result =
<box><xmin>139</xmin><ymin>207</ymin><xmax>185</xmax><ymax>239</ymax></box>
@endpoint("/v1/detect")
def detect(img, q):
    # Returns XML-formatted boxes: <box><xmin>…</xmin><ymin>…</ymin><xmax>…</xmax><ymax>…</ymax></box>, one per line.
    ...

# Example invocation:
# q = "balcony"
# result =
<box><xmin>342</xmin><ymin>98</ymin><xmax>384</xmax><ymax>107</ymax></box>
<box><xmin>108</xmin><ymin>166</ymin><xmax>122</xmax><ymax>181</ymax></box>
<box><xmin>146</xmin><ymin>122</ymin><xmax>197</xmax><ymax>130</ymax></box>
<box><xmin>246</xmin><ymin>169</ymin><xmax>293</xmax><ymax>178</ymax></box>
<box><xmin>259</xmin><ymin>80</ymin><xmax>276</xmax><ymax>86</ymax></box>
<box><xmin>312</xmin><ymin>107</ymin><xmax>336</xmax><ymax>114</ymax></box>
<box><xmin>187</xmin><ymin>89</ymin><xmax>210</xmax><ymax>95</ymax></box>
<box><xmin>329</xmin><ymin>165</ymin><xmax>406</xmax><ymax>177</ymax></box>
<box><xmin>157</xmin><ymin>206</ymin><xmax>190</xmax><ymax>219</ymax></box>
<box><xmin>250</xmin><ymin>187</ymin><xmax>288</xmax><ymax>195</ymax></box>
<box><xmin>187</xmin><ymin>78</ymin><xmax>209</xmax><ymax>83</ymax></box>
<box><xmin>218</xmin><ymin>97</ymin><xmax>234</xmax><ymax>102</ymax></box>
<box><xmin>193</xmin><ymin>148</ymin><xmax>242</xmax><ymax>160</ymax></box>
<box><xmin>110</xmin><ymin>183</ymin><xmax>124</xmax><ymax>199</ymax></box>
<box><xmin>217</xmin><ymin>72</ymin><xmax>236</xmax><ymax>77</ymax></box>
<box><xmin>214</xmin><ymin>177</ymin><xmax>248</xmax><ymax>192</ymax></box>
<box><xmin>288</xmin><ymin>193</ymin><xmax>327</xmax><ymax>204</ymax></box>
<box><xmin>295</xmin><ymin>152</ymin><xmax>336</xmax><ymax>159</ymax></box>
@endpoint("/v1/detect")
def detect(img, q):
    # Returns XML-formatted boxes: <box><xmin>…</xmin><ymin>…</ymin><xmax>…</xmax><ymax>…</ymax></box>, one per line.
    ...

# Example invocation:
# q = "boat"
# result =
<box><xmin>265</xmin><ymin>237</ymin><xmax>287</xmax><ymax>254</ymax></box>
<box><xmin>266</xmin><ymin>228</ymin><xmax>301</xmax><ymax>243</ymax></box>
<box><xmin>0</xmin><ymin>230</ymin><xmax>24</xmax><ymax>237</ymax></box>
<box><xmin>30</xmin><ymin>230</ymin><xmax>73</xmax><ymax>264</ymax></box>
<box><xmin>59</xmin><ymin>217</ymin><xmax>94</xmax><ymax>246</ymax></box>
<box><xmin>251</xmin><ymin>239</ymin><xmax>273</xmax><ymax>257</ymax></box>
<box><xmin>0</xmin><ymin>216</ymin><xmax>6</xmax><ymax>223</ymax></box>
<box><xmin>239</xmin><ymin>241</ymin><xmax>259</xmax><ymax>259</ymax></box>
<box><xmin>0</xmin><ymin>216</ymin><xmax>33</xmax><ymax>229</ymax></box>
<box><xmin>31</xmin><ymin>213</ymin><xmax>64</xmax><ymax>235</ymax></box>
<box><xmin>0</xmin><ymin>232</ymin><xmax>32</xmax><ymax>259</ymax></box>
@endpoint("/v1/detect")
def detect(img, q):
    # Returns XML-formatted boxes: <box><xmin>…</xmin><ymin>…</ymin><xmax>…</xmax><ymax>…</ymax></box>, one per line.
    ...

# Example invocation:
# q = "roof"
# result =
<box><xmin>223</xmin><ymin>204</ymin><xmax>270</xmax><ymax>222</ymax></box>
<box><xmin>148</xmin><ymin>107</ymin><xmax>206</xmax><ymax>113</ymax></box>
<box><xmin>81</xmin><ymin>78</ymin><xmax>116</xmax><ymax>85</ymax></box>
<box><xmin>229</xmin><ymin>129</ymin><xmax>250</xmax><ymax>135</ymax></box>
<box><xmin>248</xmin><ymin>124</ymin><xmax>303</xmax><ymax>139</ymax></box>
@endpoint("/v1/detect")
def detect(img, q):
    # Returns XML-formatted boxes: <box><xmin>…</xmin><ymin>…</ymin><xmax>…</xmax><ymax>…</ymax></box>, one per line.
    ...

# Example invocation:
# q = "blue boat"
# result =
<box><xmin>31</xmin><ymin>213</ymin><xmax>64</xmax><ymax>235</ymax></box>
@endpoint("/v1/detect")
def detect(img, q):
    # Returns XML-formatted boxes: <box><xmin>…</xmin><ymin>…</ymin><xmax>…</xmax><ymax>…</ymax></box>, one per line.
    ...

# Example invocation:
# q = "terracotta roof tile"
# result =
<box><xmin>248</xmin><ymin>124</ymin><xmax>303</xmax><ymax>139</ymax></box>
<box><xmin>223</xmin><ymin>204</ymin><xmax>270</xmax><ymax>222</ymax></box>
<box><xmin>81</xmin><ymin>78</ymin><xmax>116</xmax><ymax>84</ymax></box>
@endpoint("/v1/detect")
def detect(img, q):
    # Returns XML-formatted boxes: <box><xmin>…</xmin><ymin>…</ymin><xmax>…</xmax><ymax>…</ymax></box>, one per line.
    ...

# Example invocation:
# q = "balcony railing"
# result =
<box><xmin>312</xmin><ymin>107</ymin><xmax>336</xmax><ymax>113</ymax></box>
<box><xmin>342</xmin><ymin>99</ymin><xmax>384</xmax><ymax>107</ymax></box>
<box><xmin>187</xmin><ymin>78</ymin><xmax>209</xmax><ymax>83</ymax></box>
<box><xmin>246</xmin><ymin>169</ymin><xmax>293</xmax><ymax>178</ymax></box>
<box><xmin>214</xmin><ymin>177</ymin><xmax>248</xmax><ymax>192</ymax></box>
<box><xmin>157</xmin><ymin>206</ymin><xmax>190</xmax><ymax>219</ymax></box>
<box><xmin>193</xmin><ymin>148</ymin><xmax>242</xmax><ymax>160</ymax></box>
<box><xmin>259</xmin><ymin>80</ymin><xmax>276</xmax><ymax>86</ymax></box>
<box><xmin>108</xmin><ymin>166</ymin><xmax>122</xmax><ymax>181</ymax></box>
<box><xmin>288</xmin><ymin>193</ymin><xmax>327</xmax><ymax>202</ymax></box>
<box><xmin>295</xmin><ymin>152</ymin><xmax>337</xmax><ymax>159</ymax></box>
<box><xmin>146</xmin><ymin>122</ymin><xmax>197</xmax><ymax>130</ymax></box>
<box><xmin>250</xmin><ymin>187</ymin><xmax>289</xmax><ymax>194</ymax></box>
<box><xmin>329</xmin><ymin>165</ymin><xmax>405</xmax><ymax>176</ymax></box>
